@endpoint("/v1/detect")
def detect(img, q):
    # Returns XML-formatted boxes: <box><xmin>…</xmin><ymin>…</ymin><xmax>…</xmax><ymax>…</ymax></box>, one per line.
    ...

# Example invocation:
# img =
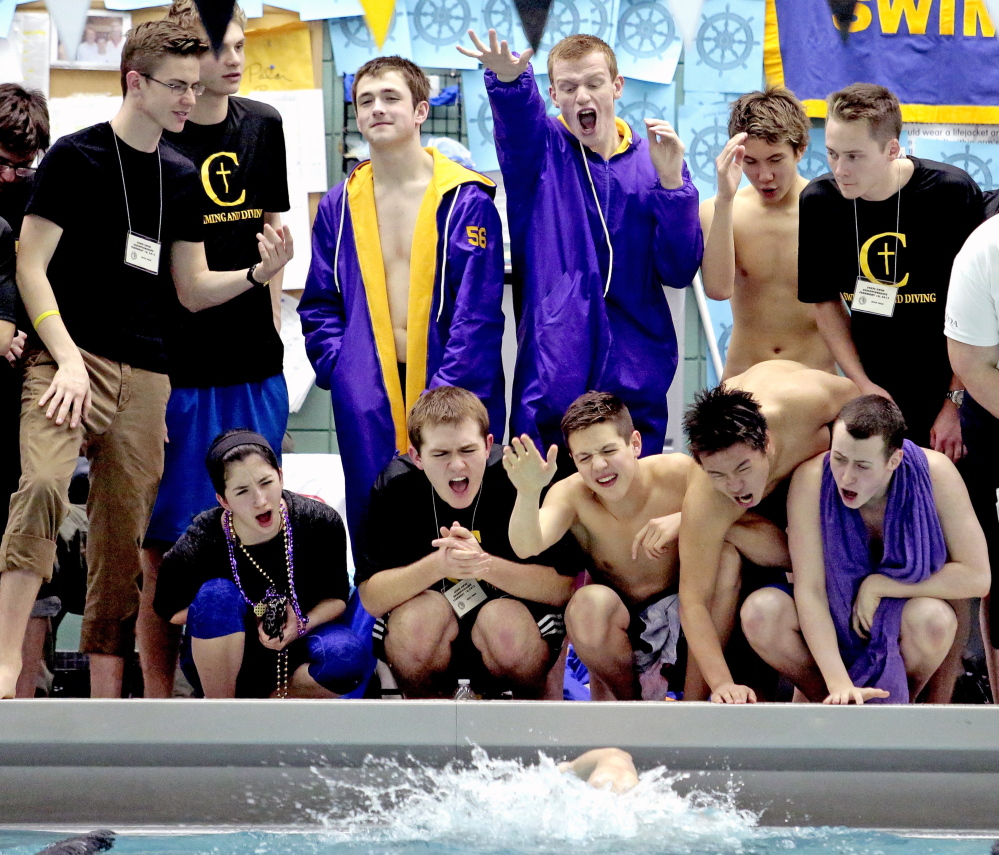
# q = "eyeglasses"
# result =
<box><xmin>141</xmin><ymin>73</ymin><xmax>206</xmax><ymax>97</ymax></box>
<box><xmin>0</xmin><ymin>157</ymin><xmax>36</xmax><ymax>182</ymax></box>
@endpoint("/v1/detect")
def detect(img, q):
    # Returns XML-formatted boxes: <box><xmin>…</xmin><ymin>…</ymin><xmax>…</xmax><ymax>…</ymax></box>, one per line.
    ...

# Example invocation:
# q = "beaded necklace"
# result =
<box><xmin>222</xmin><ymin>499</ymin><xmax>309</xmax><ymax>698</ymax></box>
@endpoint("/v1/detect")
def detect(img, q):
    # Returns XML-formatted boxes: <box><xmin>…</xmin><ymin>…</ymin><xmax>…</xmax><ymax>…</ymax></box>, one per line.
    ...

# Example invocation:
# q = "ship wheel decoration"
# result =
<box><xmin>617</xmin><ymin>0</ymin><xmax>677</xmax><ymax>59</ymax></box>
<box><xmin>618</xmin><ymin>95</ymin><xmax>667</xmax><ymax>129</ymax></box>
<box><xmin>338</xmin><ymin>14</ymin><xmax>396</xmax><ymax>47</ymax></box>
<box><xmin>582</xmin><ymin>0</ymin><xmax>612</xmax><ymax>41</ymax></box>
<box><xmin>716</xmin><ymin>322</ymin><xmax>732</xmax><ymax>364</ymax></box>
<box><xmin>800</xmin><ymin>148</ymin><xmax>829</xmax><ymax>181</ymax></box>
<box><xmin>474</xmin><ymin>95</ymin><xmax>495</xmax><ymax>144</ymax></box>
<box><xmin>942</xmin><ymin>144</ymin><xmax>994</xmax><ymax>190</ymax></box>
<box><xmin>695</xmin><ymin>4</ymin><xmax>757</xmax><ymax>75</ymax></box>
<box><xmin>482</xmin><ymin>0</ymin><xmax>513</xmax><ymax>35</ymax></box>
<box><xmin>538</xmin><ymin>0</ymin><xmax>582</xmax><ymax>53</ymax></box>
<box><xmin>412</xmin><ymin>0</ymin><xmax>473</xmax><ymax>47</ymax></box>
<box><xmin>689</xmin><ymin>122</ymin><xmax>729</xmax><ymax>184</ymax></box>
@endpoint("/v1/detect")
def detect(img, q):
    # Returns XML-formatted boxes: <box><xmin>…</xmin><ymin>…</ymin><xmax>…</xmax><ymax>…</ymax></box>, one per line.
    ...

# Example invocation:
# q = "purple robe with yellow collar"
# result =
<box><xmin>298</xmin><ymin>149</ymin><xmax>506</xmax><ymax>545</ymax></box>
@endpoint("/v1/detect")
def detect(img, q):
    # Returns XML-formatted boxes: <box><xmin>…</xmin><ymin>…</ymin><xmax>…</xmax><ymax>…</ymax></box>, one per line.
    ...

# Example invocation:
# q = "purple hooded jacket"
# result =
<box><xmin>298</xmin><ymin>150</ymin><xmax>506</xmax><ymax>545</ymax></box>
<box><xmin>486</xmin><ymin>65</ymin><xmax>703</xmax><ymax>452</ymax></box>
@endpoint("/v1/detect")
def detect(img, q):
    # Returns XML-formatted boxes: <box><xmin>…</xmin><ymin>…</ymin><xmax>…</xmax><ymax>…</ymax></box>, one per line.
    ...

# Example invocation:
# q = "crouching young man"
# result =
<box><xmin>504</xmin><ymin>391</ymin><xmax>743</xmax><ymax>701</ymax></box>
<box><xmin>355</xmin><ymin>386</ymin><xmax>578</xmax><ymax>698</ymax></box>
<box><xmin>779</xmin><ymin>395</ymin><xmax>989</xmax><ymax>703</ymax></box>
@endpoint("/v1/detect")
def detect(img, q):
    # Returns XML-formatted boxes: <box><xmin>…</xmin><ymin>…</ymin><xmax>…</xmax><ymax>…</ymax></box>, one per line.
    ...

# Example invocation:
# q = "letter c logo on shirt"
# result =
<box><xmin>859</xmin><ymin>231</ymin><xmax>909</xmax><ymax>288</ymax></box>
<box><xmin>201</xmin><ymin>151</ymin><xmax>247</xmax><ymax>207</ymax></box>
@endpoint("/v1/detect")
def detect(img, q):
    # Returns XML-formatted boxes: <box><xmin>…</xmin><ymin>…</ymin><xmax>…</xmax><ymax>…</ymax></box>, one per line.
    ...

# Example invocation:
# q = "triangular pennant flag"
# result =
<box><xmin>828</xmin><ymin>0</ymin><xmax>858</xmax><ymax>42</ymax></box>
<box><xmin>513</xmin><ymin>0</ymin><xmax>554</xmax><ymax>51</ymax></box>
<box><xmin>666</xmin><ymin>0</ymin><xmax>703</xmax><ymax>48</ymax></box>
<box><xmin>45</xmin><ymin>0</ymin><xmax>90</xmax><ymax>64</ymax></box>
<box><xmin>193</xmin><ymin>0</ymin><xmax>237</xmax><ymax>55</ymax></box>
<box><xmin>360</xmin><ymin>0</ymin><xmax>394</xmax><ymax>49</ymax></box>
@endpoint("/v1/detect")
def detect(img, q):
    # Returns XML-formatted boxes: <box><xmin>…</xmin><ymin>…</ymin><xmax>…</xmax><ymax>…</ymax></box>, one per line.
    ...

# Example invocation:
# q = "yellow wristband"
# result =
<box><xmin>32</xmin><ymin>309</ymin><xmax>60</xmax><ymax>331</ymax></box>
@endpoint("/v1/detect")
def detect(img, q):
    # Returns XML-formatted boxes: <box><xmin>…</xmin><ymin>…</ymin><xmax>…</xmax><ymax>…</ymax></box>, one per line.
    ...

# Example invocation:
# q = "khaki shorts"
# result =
<box><xmin>0</xmin><ymin>348</ymin><xmax>169</xmax><ymax>656</ymax></box>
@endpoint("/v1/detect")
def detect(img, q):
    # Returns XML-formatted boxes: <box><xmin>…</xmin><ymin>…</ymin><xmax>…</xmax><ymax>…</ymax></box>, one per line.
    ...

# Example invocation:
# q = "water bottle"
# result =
<box><xmin>453</xmin><ymin>679</ymin><xmax>475</xmax><ymax>700</ymax></box>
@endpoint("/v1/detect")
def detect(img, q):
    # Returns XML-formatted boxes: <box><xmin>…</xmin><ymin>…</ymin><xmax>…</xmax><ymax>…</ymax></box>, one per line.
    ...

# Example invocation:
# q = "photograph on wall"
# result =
<box><xmin>51</xmin><ymin>9</ymin><xmax>130</xmax><ymax>70</ymax></box>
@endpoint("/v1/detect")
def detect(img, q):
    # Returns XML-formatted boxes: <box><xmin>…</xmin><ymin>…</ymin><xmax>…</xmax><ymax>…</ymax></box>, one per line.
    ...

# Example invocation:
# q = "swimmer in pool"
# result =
<box><xmin>504</xmin><ymin>391</ymin><xmax>741</xmax><ymax>701</ymax></box>
<box><xmin>679</xmin><ymin>360</ymin><xmax>858</xmax><ymax>704</ymax></box>
<box><xmin>561</xmin><ymin>748</ymin><xmax>639</xmax><ymax>793</ymax></box>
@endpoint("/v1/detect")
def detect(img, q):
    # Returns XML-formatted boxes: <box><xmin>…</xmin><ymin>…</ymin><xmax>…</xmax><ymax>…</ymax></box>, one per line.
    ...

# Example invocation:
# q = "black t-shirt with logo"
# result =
<box><xmin>162</xmin><ymin>97</ymin><xmax>290</xmax><ymax>387</ymax></box>
<box><xmin>798</xmin><ymin>157</ymin><xmax>983</xmax><ymax>443</ymax></box>
<box><xmin>355</xmin><ymin>446</ymin><xmax>581</xmax><ymax>587</ymax></box>
<box><xmin>26</xmin><ymin>122</ymin><xmax>204</xmax><ymax>374</ymax></box>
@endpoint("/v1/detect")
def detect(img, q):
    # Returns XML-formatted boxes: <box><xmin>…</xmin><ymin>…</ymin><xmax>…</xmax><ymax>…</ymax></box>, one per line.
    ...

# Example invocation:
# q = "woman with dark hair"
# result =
<box><xmin>153</xmin><ymin>429</ymin><xmax>374</xmax><ymax>698</ymax></box>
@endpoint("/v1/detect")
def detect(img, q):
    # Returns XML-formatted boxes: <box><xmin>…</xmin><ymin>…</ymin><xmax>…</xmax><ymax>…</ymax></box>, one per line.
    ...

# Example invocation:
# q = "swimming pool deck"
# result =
<box><xmin>1</xmin><ymin>700</ymin><xmax>997</xmax><ymax>831</ymax></box>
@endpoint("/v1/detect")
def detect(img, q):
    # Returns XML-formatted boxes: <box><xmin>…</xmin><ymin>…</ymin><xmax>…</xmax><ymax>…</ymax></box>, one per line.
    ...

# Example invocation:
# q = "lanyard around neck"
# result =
<box><xmin>111</xmin><ymin>124</ymin><xmax>163</xmax><ymax>245</ymax></box>
<box><xmin>854</xmin><ymin>159</ymin><xmax>903</xmax><ymax>285</ymax></box>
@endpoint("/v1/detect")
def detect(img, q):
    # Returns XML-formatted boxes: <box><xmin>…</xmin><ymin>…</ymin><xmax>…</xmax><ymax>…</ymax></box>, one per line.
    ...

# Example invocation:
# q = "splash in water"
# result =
<box><xmin>311</xmin><ymin>747</ymin><xmax>759</xmax><ymax>854</ymax></box>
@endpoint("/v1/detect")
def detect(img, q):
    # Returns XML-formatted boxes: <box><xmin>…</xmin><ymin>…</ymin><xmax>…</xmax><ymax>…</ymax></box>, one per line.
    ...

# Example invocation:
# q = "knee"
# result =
<box><xmin>17</xmin><ymin>464</ymin><xmax>68</xmax><ymax>509</ymax></box>
<box><xmin>188</xmin><ymin>578</ymin><xmax>247</xmax><ymax>639</ymax></box>
<box><xmin>903</xmin><ymin>598</ymin><xmax>957</xmax><ymax>655</ymax></box>
<box><xmin>473</xmin><ymin>601</ymin><xmax>545</xmax><ymax>672</ymax></box>
<box><xmin>385</xmin><ymin>592</ymin><xmax>455</xmax><ymax>664</ymax></box>
<box><xmin>740</xmin><ymin>588</ymin><xmax>793</xmax><ymax>647</ymax></box>
<box><xmin>306</xmin><ymin>624</ymin><xmax>375</xmax><ymax>694</ymax></box>
<box><xmin>565</xmin><ymin>586</ymin><xmax>622</xmax><ymax>645</ymax></box>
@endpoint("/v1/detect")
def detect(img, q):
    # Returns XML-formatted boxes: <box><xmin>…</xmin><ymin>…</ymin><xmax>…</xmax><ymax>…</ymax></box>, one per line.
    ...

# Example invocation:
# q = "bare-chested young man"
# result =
<box><xmin>299</xmin><ymin>56</ymin><xmax>506</xmax><ymax>546</ymax></box>
<box><xmin>679</xmin><ymin>361</ymin><xmax>858</xmax><ymax>703</ymax></box>
<box><xmin>504</xmin><ymin>392</ymin><xmax>742</xmax><ymax>701</ymax></box>
<box><xmin>700</xmin><ymin>88</ymin><xmax>834</xmax><ymax>379</ymax></box>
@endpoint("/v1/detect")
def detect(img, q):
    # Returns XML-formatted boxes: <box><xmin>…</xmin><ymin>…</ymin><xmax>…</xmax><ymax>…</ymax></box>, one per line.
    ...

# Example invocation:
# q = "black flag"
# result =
<box><xmin>193</xmin><ymin>0</ymin><xmax>237</xmax><ymax>55</ymax></box>
<box><xmin>513</xmin><ymin>0</ymin><xmax>554</xmax><ymax>51</ymax></box>
<box><xmin>828</xmin><ymin>0</ymin><xmax>859</xmax><ymax>42</ymax></box>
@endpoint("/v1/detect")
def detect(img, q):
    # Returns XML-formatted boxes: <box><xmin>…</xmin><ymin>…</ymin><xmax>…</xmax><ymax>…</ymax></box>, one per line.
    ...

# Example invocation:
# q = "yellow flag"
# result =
<box><xmin>360</xmin><ymin>0</ymin><xmax>394</xmax><ymax>48</ymax></box>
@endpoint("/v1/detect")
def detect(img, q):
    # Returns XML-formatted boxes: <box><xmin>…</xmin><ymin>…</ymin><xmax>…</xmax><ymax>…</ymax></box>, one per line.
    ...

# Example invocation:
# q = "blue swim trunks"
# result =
<box><xmin>145</xmin><ymin>374</ymin><xmax>289</xmax><ymax>544</ymax></box>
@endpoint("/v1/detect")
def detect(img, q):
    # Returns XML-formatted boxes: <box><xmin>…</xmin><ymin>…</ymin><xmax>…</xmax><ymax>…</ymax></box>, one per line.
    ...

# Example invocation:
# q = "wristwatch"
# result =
<box><xmin>946</xmin><ymin>389</ymin><xmax>965</xmax><ymax>407</ymax></box>
<box><xmin>247</xmin><ymin>263</ymin><xmax>270</xmax><ymax>287</ymax></box>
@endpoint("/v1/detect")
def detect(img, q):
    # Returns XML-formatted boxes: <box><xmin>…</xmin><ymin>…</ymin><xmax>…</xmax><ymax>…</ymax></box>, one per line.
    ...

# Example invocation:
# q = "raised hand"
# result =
<box><xmin>715</xmin><ymin>132</ymin><xmax>747</xmax><ymax>202</ymax></box>
<box><xmin>456</xmin><ymin>28</ymin><xmax>534</xmax><ymax>83</ymax></box>
<box><xmin>502</xmin><ymin>434</ymin><xmax>558</xmax><ymax>494</ymax></box>
<box><xmin>645</xmin><ymin>119</ymin><xmax>685</xmax><ymax>189</ymax></box>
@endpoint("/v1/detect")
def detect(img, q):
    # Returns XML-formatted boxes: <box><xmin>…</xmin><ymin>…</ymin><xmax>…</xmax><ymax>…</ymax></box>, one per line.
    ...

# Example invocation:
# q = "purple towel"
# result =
<box><xmin>820</xmin><ymin>440</ymin><xmax>946</xmax><ymax>703</ymax></box>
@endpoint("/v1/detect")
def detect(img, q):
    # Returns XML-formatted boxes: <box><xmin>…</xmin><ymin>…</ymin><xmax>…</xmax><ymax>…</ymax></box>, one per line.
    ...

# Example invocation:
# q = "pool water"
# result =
<box><xmin>2</xmin><ymin>750</ymin><xmax>995</xmax><ymax>855</ymax></box>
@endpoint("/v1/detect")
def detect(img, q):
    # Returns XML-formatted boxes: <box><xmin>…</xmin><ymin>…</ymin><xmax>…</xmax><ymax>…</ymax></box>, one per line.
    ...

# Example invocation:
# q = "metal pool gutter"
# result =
<box><xmin>1</xmin><ymin>700</ymin><xmax>997</xmax><ymax>830</ymax></box>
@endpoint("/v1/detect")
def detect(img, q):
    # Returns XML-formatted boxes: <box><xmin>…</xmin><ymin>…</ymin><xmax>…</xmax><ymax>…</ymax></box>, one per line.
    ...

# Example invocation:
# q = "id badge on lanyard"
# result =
<box><xmin>851</xmin><ymin>277</ymin><xmax>898</xmax><ymax>318</ymax></box>
<box><xmin>125</xmin><ymin>232</ymin><xmax>161</xmax><ymax>274</ymax></box>
<box><xmin>113</xmin><ymin>127</ymin><xmax>163</xmax><ymax>276</ymax></box>
<box><xmin>443</xmin><ymin>578</ymin><xmax>488</xmax><ymax>617</ymax></box>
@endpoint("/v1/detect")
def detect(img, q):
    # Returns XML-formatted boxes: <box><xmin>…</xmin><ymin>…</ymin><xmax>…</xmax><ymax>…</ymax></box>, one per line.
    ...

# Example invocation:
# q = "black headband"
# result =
<box><xmin>207</xmin><ymin>431</ymin><xmax>273</xmax><ymax>463</ymax></box>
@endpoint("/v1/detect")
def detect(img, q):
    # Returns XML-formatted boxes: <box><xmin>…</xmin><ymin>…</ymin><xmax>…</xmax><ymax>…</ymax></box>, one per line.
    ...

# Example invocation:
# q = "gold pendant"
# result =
<box><xmin>253</xmin><ymin>602</ymin><xmax>267</xmax><ymax>618</ymax></box>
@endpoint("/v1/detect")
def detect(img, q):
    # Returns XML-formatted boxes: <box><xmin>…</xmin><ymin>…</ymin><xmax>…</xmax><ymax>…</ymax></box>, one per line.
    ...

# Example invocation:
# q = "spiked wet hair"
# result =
<box><xmin>683</xmin><ymin>386</ymin><xmax>768</xmax><ymax>462</ymax></box>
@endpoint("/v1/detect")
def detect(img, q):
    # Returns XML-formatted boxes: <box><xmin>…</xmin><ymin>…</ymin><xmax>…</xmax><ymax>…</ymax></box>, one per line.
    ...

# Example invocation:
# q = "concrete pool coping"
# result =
<box><xmin>1</xmin><ymin>700</ymin><xmax>998</xmax><ymax>830</ymax></box>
